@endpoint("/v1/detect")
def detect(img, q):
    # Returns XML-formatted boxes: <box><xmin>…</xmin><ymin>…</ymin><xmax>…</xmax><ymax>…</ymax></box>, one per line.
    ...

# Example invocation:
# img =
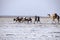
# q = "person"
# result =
<box><xmin>34</xmin><ymin>16</ymin><xmax>40</xmax><ymax>23</ymax></box>
<box><xmin>35</xmin><ymin>16</ymin><xmax>37</xmax><ymax>21</ymax></box>
<box><xmin>37</xmin><ymin>16</ymin><xmax>40</xmax><ymax>22</ymax></box>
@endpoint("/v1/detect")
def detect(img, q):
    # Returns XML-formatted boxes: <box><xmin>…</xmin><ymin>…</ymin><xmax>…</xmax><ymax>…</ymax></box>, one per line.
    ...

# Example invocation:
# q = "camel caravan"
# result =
<box><xmin>13</xmin><ymin>16</ymin><xmax>40</xmax><ymax>23</ymax></box>
<box><xmin>13</xmin><ymin>13</ymin><xmax>60</xmax><ymax>24</ymax></box>
<box><xmin>48</xmin><ymin>13</ymin><xmax>60</xmax><ymax>23</ymax></box>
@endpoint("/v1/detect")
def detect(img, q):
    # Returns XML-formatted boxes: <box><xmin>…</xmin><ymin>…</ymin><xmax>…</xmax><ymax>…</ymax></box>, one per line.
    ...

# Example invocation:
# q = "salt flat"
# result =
<box><xmin>0</xmin><ymin>16</ymin><xmax>60</xmax><ymax>40</ymax></box>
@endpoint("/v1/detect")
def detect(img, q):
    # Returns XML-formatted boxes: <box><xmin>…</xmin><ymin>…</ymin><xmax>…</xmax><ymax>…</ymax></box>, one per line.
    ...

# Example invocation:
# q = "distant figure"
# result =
<box><xmin>37</xmin><ymin>16</ymin><xmax>40</xmax><ymax>22</ymax></box>
<box><xmin>34</xmin><ymin>16</ymin><xmax>40</xmax><ymax>23</ymax></box>
<box><xmin>35</xmin><ymin>16</ymin><xmax>37</xmax><ymax>21</ymax></box>
<box><xmin>48</xmin><ymin>13</ymin><xmax>59</xmax><ymax>23</ymax></box>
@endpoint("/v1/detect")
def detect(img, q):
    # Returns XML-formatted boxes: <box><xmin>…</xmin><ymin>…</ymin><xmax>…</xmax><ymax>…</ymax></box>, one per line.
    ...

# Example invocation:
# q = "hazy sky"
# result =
<box><xmin>0</xmin><ymin>0</ymin><xmax>60</xmax><ymax>16</ymax></box>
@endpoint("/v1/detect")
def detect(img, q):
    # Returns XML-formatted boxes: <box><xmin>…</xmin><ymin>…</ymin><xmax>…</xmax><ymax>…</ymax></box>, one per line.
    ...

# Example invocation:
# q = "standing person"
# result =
<box><xmin>34</xmin><ymin>16</ymin><xmax>37</xmax><ymax>24</ymax></box>
<box><xmin>35</xmin><ymin>16</ymin><xmax>37</xmax><ymax>21</ymax></box>
<box><xmin>37</xmin><ymin>16</ymin><xmax>40</xmax><ymax>23</ymax></box>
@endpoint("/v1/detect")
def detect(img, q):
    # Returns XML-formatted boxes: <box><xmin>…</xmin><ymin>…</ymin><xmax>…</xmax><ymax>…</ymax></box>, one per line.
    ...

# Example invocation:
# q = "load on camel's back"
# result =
<box><xmin>48</xmin><ymin>13</ymin><xmax>60</xmax><ymax>23</ymax></box>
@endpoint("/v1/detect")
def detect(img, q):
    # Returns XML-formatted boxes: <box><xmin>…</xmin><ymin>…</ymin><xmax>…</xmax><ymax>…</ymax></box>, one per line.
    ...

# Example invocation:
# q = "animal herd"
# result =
<box><xmin>14</xmin><ymin>16</ymin><xmax>32</xmax><ymax>23</ymax></box>
<box><xmin>13</xmin><ymin>13</ymin><xmax>60</xmax><ymax>23</ymax></box>
<box><xmin>13</xmin><ymin>16</ymin><xmax>40</xmax><ymax>23</ymax></box>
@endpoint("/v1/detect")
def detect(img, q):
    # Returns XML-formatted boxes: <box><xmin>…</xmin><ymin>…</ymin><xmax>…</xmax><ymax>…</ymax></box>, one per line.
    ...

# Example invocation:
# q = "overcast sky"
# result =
<box><xmin>0</xmin><ymin>0</ymin><xmax>60</xmax><ymax>16</ymax></box>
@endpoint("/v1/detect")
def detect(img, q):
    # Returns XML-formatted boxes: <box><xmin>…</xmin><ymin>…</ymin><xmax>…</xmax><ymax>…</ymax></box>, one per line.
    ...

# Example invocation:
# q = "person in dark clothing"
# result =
<box><xmin>37</xmin><ymin>16</ymin><xmax>40</xmax><ymax>22</ymax></box>
<box><xmin>35</xmin><ymin>16</ymin><xmax>37</xmax><ymax>21</ymax></box>
<box><xmin>34</xmin><ymin>16</ymin><xmax>40</xmax><ymax>23</ymax></box>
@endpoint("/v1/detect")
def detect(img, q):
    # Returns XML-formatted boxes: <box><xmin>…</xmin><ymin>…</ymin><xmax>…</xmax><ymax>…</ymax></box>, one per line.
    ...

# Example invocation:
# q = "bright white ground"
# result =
<box><xmin>0</xmin><ymin>17</ymin><xmax>60</xmax><ymax>40</ymax></box>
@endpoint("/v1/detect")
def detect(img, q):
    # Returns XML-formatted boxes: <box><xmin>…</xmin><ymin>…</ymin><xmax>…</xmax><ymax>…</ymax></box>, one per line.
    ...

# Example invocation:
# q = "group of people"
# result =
<box><xmin>34</xmin><ymin>16</ymin><xmax>40</xmax><ymax>23</ymax></box>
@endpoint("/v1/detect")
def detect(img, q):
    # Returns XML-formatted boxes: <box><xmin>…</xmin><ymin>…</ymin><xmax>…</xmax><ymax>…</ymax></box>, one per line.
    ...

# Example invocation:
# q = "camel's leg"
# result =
<box><xmin>16</xmin><ymin>20</ymin><xmax>17</xmax><ymax>22</ymax></box>
<box><xmin>57</xmin><ymin>18</ymin><xmax>59</xmax><ymax>23</ymax></box>
<box><xmin>19</xmin><ymin>20</ymin><xmax>20</xmax><ymax>22</ymax></box>
<box><xmin>34</xmin><ymin>20</ymin><xmax>36</xmax><ymax>24</ymax></box>
<box><xmin>27</xmin><ymin>21</ymin><xmax>29</xmax><ymax>24</ymax></box>
<box><xmin>36</xmin><ymin>20</ymin><xmax>40</xmax><ymax>23</ymax></box>
<box><xmin>22</xmin><ymin>20</ymin><xmax>24</xmax><ymax>23</ymax></box>
<box><xmin>51</xmin><ymin>19</ymin><xmax>53</xmax><ymax>23</ymax></box>
<box><xmin>58</xmin><ymin>20</ymin><xmax>59</xmax><ymax>23</ymax></box>
<box><xmin>36</xmin><ymin>20</ymin><xmax>37</xmax><ymax>23</ymax></box>
<box><xmin>29</xmin><ymin>20</ymin><xmax>32</xmax><ymax>23</ymax></box>
<box><xmin>38</xmin><ymin>20</ymin><xmax>40</xmax><ymax>23</ymax></box>
<box><xmin>52</xmin><ymin>19</ymin><xmax>55</xmax><ymax>23</ymax></box>
<box><xmin>30</xmin><ymin>20</ymin><xmax>32</xmax><ymax>23</ymax></box>
<box><xmin>21</xmin><ymin>20</ymin><xmax>23</xmax><ymax>23</ymax></box>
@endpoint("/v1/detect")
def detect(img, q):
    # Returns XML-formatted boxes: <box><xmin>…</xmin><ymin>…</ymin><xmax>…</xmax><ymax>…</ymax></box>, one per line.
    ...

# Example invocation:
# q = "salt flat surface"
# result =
<box><xmin>0</xmin><ymin>17</ymin><xmax>60</xmax><ymax>40</ymax></box>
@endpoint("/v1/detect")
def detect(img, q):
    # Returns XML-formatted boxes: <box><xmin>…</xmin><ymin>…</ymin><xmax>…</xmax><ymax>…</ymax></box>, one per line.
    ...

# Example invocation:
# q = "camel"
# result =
<box><xmin>13</xmin><ymin>17</ymin><xmax>23</xmax><ymax>22</ymax></box>
<box><xmin>22</xmin><ymin>17</ymin><xmax>32</xmax><ymax>23</ymax></box>
<box><xmin>48</xmin><ymin>13</ymin><xmax>59</xmax><ymax>23</ymax></box>
<box><xmin>13</xmin><ymin>17</ymin><xmax>32</xmax><ymax>23</ymax></box>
